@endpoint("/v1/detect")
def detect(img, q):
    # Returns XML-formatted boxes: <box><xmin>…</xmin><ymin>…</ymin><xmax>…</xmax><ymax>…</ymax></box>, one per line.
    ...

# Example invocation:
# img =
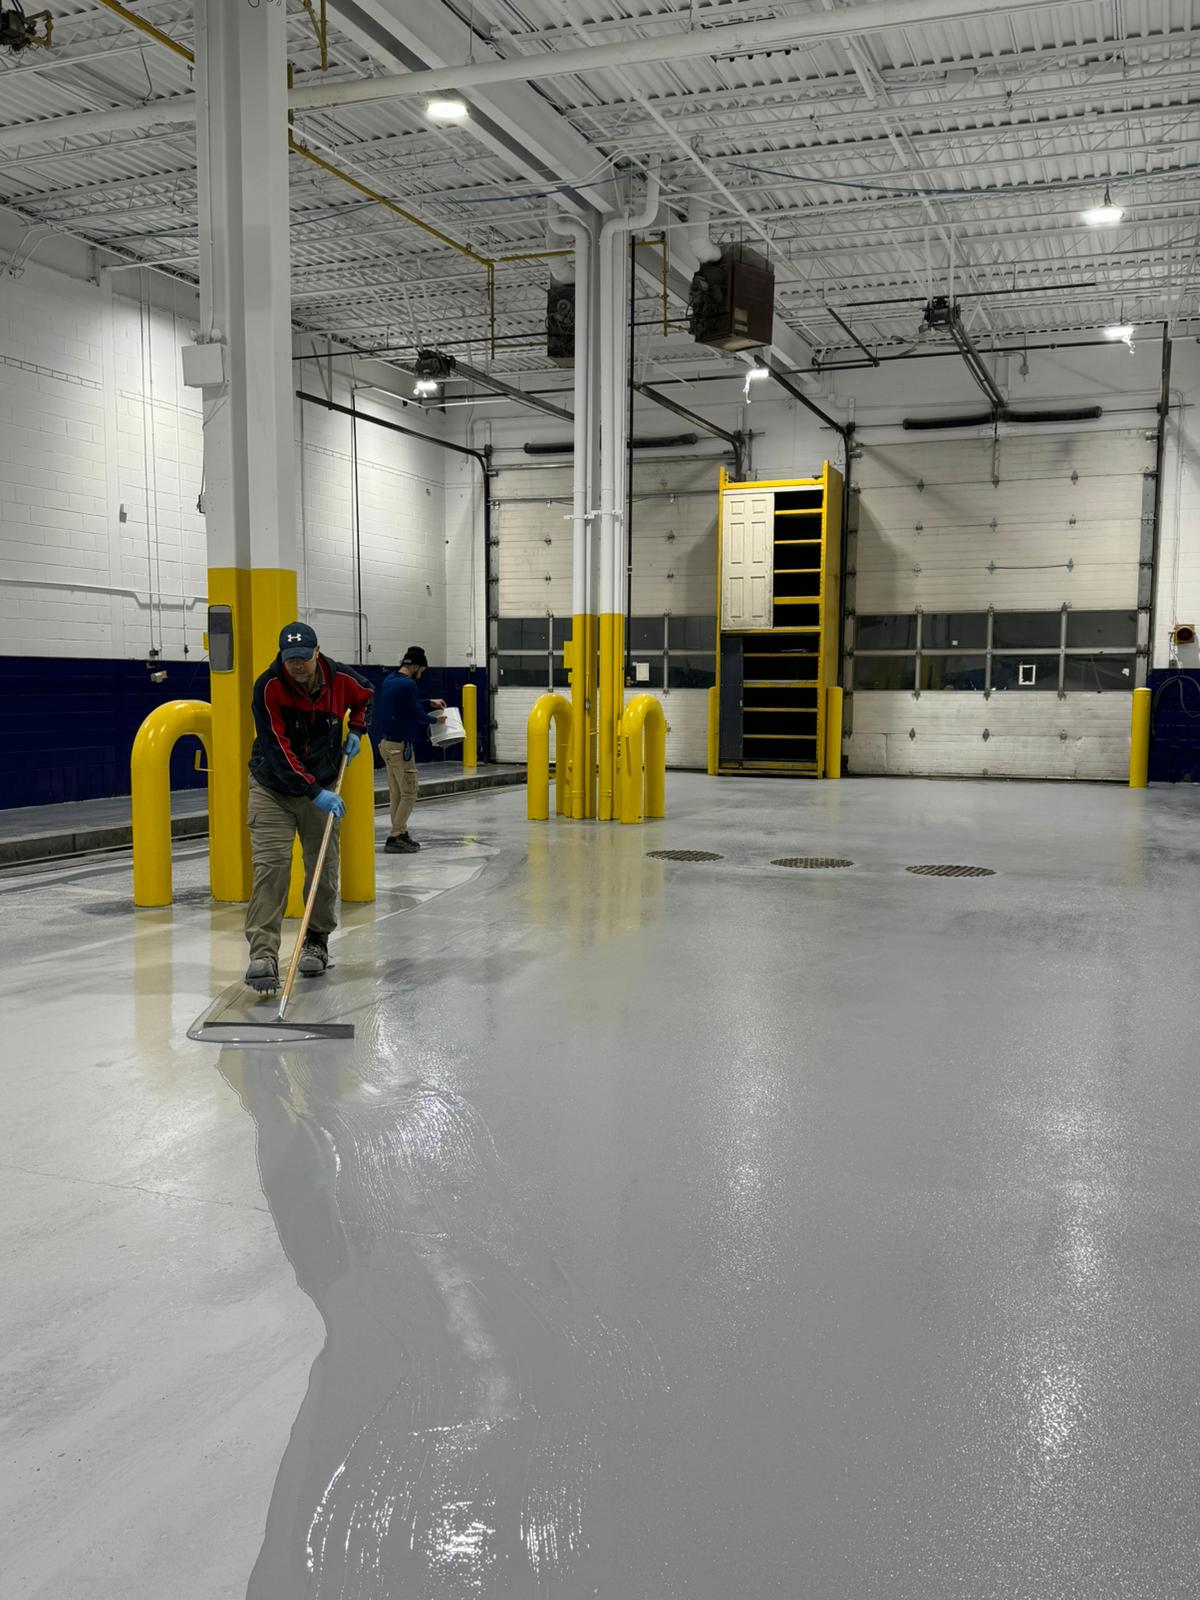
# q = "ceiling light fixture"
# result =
<box><xmin>742</xmin><ymin>363</ymin><xmax>770</xmax><ymax>399</ymax></box>
<box><xmin>426</xmin><ymin>97</ymin><xmax>468</xmax><ymax>123</ymax></box>
<box><xmin>1082</xmin><ymin>186</ymin><xmax>1124</xmax><ymax>227</ymax></box>
<box><xmin>1104</xmin><ymin>322</ymin><xmax>1135</xmax><ymax>347</ymax></box>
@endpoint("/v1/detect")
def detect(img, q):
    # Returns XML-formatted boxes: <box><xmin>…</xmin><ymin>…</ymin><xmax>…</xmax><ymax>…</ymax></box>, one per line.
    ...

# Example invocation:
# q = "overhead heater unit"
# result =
<box><xmin>546</xmin><ymin>283</ymin><xmax>576</xmax><ymax>367</ymax></box>
<box><xmin>689</xmin><ymin>244</ymin><xmax>775</xmax><ymax>352</ymax></box>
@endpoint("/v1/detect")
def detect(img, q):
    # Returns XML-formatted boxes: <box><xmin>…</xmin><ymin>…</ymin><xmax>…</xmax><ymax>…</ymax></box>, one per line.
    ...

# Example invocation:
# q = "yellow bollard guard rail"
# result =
<box><xmin>527</xmin><ymin>693</ymin><xmax>573</xmax><ymax>820</ymax></box>
<box><xmin>707</xmin><ymin>683</ymin><xmax>719</xmax><ymax>776</ymax></box>
<box><xmin>1129</xmin><ymin>686</ymin><xmax>1151</xmax><ymax>788</ymax></box>
<box><xmin>619</xmin><ymin>695</ymin><xmax>667</xmax><ymax>825</ymax></box>
<box><xmin>825</xmin><ymin>685</ymin><xmax>843</xmax><ymax>780</ymax></box>
<box><xmin>462</xmin><ymin>681</ymin><xmax>477</xmax><ymax>772</ymax></box>
<box><xmin>132</xmin><ymin>699</ymin><xmax>213</xmax><ymax>907</ymax></box>
<box><xmin>285</xmin><ymin>730</ymin><xmax>376</xmax><ymax>914</ymax></box>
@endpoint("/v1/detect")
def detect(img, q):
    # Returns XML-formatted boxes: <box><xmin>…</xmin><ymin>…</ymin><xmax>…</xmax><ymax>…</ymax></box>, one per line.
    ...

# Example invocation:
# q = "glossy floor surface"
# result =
<box><xmin>4</xmin><ymin>775</ymin><xmax>1200</xmax><ymax>1599</ymax></box>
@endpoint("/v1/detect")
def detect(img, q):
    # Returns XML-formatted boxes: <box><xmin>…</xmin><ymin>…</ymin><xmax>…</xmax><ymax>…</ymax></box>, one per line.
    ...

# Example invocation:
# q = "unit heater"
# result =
<box><xmin>546</xmin><ymin>283</ymin><xmax>576</xmax><ymax>367</ymax></box>
<box><xmin>689</xmin><ymin>244</ymin><xmax>775</xmax><ymax>352</ymax></box>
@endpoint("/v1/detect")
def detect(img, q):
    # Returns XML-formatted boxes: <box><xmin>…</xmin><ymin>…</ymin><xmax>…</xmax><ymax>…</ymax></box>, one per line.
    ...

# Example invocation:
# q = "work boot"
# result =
<box><xmin>298</xmin><ymin>930</ymin><xmax>331</xmax><ymax>976</ymax></box>
<box><xmin>245</xmin><ymin>956</ymin><xmax>279</xmax><ymax>994</ymax></box>
<box><xmin>385</xmin><ymin>833</ymin><xmax>419</xmax><ymax>854</ymax></box>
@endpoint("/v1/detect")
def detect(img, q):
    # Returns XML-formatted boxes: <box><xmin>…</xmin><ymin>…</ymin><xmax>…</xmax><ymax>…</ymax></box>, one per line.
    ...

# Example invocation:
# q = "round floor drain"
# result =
<box><xmin>906</xmin><ymin>864</ymin><xmax>995</xmax><ymax>878</ymax></box>
<box><xmin>647</xmin><ymin>849</ymin><xmax>724</xmax><ymax>862</ymax></box>
<box><xmin>772</xmin><ymin>857</ymin><xmax>854</xmax><ymax>870</ymax></box>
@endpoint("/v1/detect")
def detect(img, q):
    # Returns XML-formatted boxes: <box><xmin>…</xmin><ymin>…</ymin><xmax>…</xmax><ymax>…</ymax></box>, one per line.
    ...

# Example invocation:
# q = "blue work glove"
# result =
<box><xmin>343</xmin><ymin>731</ymin><xmax>361</xmax><ymax>762</ymax></box>
<box><xmin>312</xmin><ymin>789</ymin><xmax>346</xmax><ymax>820</ymax></box>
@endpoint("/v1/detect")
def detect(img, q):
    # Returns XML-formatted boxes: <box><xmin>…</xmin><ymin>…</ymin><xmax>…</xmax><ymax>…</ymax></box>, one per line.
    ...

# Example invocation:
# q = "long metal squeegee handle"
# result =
<box><xmin>277</xmin><ymin>753</ymin><xmax>349</xmax><ymax>1023</ymax></box>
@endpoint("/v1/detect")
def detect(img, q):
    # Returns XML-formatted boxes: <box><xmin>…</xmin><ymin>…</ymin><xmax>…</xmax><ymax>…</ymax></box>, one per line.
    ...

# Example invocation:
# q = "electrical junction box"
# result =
<box><xmin>689</xmin><ymin>244</ymin><xmax>775</xmax><ymax>352</ymax></box>
<box><xmin>634</xmin><ymin>660</ymin><xmax>651</xmax><ymax>684</ymax></box>
<box><xmin>181</xmin><ymin>341</ymin><xmax>227</xmax><ymax>389</ymax></box>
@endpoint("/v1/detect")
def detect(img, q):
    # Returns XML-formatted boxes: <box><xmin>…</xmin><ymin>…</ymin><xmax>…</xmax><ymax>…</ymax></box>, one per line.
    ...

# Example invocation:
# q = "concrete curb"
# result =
<box><xmin>0</xmin><ymin>768</ymin><xmax>526</xmax><ymax>867</ymax></box>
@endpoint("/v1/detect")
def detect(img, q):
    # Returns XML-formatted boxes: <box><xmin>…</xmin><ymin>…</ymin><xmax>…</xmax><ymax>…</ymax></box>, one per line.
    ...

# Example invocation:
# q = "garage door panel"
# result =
<box><xmin>859</xmin><ymin>476</ymin><xmax>1145</xmax><ymax>532</ymax></box>
<box><xmin>850</xmin><ymin>431</ymin><xmax>1151</xmax><ymax>780</ymax></box>
<box><xmin>848</xmin><ymin>692</ymin><xmax>1132</xmax><ymax>778</ymax></box>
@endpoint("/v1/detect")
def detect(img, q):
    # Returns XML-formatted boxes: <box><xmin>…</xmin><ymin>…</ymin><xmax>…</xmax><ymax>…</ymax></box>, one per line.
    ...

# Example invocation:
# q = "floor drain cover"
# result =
<box><xmin>906</xmin><ymin>864</ymin><xmax>996</xmax><ymax>878</ymax></box>
<box><xmin>647</xmin><ymin>849</ymin><xmax>724</xmax><ymax>862</ymax></box>
<box><xmin>772</xmin><ymin>857</ymin><xmax>854</xmax><ymax>870</ymax></box>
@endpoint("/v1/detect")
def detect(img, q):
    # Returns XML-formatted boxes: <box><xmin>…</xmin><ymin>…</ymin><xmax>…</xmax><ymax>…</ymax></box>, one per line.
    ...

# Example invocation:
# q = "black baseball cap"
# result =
<box><xmin>279</xmin><ymin>621</ymin><xmax>319</xmax><ymax>660</ymax></box>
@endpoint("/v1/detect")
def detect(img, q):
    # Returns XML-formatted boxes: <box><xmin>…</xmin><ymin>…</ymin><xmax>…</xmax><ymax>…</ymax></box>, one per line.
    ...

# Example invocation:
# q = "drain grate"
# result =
<box><xmin>772</xmin><ymin>857</ymin><xmax>854</xmax><ymax>870</ymax></box>
<box><xmin>906</xmin><ymin>864</ymin><xmax>995</xmax><ymax>878</ymax></box>
<box><xmin>647</xmin><ymin>849</ymin><xmax>724</xmax><ymax>862</ymax></box>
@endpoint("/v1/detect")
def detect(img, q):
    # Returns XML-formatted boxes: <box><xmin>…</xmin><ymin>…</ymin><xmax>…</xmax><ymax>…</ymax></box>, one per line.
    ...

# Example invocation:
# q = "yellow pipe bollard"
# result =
<box><xmin>619</xmin><ymin>694</ymin><xmax>667</xmax><ymax>824</ymax></box>
<box><xmin>340</xmin><ymin>733</ymin><xmax>376</xmax><ymax>902</ymax></box>
<box><xmin>285</xmin><ymin>838</ymin><xmax>305</xmax><ymax>919</ymax></box>
<box><xmin>131</xmin><ymin>700</ymin><xmax>213</xmax><ymax>907</ymax></box>
<box><xmin>462</xmin><ymin>681</ymin><xmax>477</xmax><ymax>771</ymax></box>
<box><xmin>527</xmin><ymin>693</ymin><xmax>573</xmax><ymax>820</ymax></box>
<box><xmin>1129</xmin><ymin>686</ymin><xmax>1151</xmax><ymax>788</ymax></box>
<box><xmin>825</xmin><ymin>685</ymin><xmax>843</xmax><ymax>780</ymax></box>
<box><xmin>707</xmin><ymin>683</ymin><xmax>719</xmax><ymax>775</ymax></box>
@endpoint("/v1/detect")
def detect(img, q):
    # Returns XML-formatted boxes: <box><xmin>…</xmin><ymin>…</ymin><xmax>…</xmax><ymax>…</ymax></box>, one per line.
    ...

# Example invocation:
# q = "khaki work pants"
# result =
<box><xmin>379</xmin><ymin>739</ymin><xmax>419</xmax><ymax>836</ymax></box>
<box><xmin>244</xmin><ymin>777</ymin><xmax>340</xmax><ymax>961</ymax></box>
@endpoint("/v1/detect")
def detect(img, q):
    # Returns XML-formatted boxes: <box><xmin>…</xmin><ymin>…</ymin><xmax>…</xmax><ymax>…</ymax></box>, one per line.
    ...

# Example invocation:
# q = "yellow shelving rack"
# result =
<box><xmin>715</xmin><ymin>461</ymin><xmax>844</xmax><ymax>776</ymax></box>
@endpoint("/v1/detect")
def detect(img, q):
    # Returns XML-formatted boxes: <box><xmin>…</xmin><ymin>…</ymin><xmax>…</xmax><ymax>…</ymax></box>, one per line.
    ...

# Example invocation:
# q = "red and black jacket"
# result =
<box><xmin>249</xmin><ymin>652</ymin><xmax>373</xmax><ymax>800</ymax></box>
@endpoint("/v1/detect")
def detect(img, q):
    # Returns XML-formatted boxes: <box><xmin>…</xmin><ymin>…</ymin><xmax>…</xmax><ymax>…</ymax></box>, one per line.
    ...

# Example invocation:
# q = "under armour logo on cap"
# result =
<box><xmin>279</xmin><ymin>620</ymin><xmax>318</xmax><ymax>659</ymax></box>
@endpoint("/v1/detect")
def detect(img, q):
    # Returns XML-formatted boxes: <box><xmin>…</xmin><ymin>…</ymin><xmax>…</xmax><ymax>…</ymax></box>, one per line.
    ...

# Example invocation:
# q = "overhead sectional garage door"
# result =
<box><xmin>490</xmin><ymin>457</ymin><xmax>721</xmax><ymax>766</ymax></box>
<box><xmin>845</xmin><ymin>431</ymin><xmax>1154</xmax><ymax>780</ymax></box>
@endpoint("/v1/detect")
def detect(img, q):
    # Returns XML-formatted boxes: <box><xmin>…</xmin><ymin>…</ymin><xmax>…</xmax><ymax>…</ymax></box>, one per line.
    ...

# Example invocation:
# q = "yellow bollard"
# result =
<box><xmin>340</xmin><ymin>733</ymin><xmax>376</xmax><ymax>902</ymax></box>
<box><xmin>462</xmin><ymin>681</ymin><xmax>477</xmax><ymax>772</ymax></box>
<box><xmin>1130</xmin><ymin>686</ymin><xmax>1151</xmax><ymax>788</ymax></box>
<box><xmin>825</xmin><ymin>685</ymin><xmax>843</xmax><ymax>780</ymax></box>
<box><xmin>618</xmin><ymin>695</ymin><xmax>667</xmax><ymax>824</ymax></box>
<box><xmin>131</xmin><ymin>700</ymin><xmax>213</xmax><ymax>907</ymax></box>
<box><xmin>707</xmin><ymin>683</ymin><xmax>719</xmax><ymax>776</ymax></box>
<box><xmin>285</xmin><ymin>838</ymin><xmax>305</xmax><ymax>918</ymax></box>
<box><xmin>527</xmin><ymin>694</ymin><xmax>573</xmax><ymax>820</ymax></box>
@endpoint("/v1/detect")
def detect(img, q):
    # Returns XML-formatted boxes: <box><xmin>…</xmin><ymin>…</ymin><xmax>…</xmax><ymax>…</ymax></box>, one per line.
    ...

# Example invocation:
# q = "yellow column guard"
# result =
<box><xmin>462</xmin><ymin>682</ymin><xmax>478</xmax><ymax>772</ymax></box>
<box><xmin>131</xmin><ymin>700</ymin><xmax>213</xmax><ymax>907</ymax></box>
<box><xmin>527</xmin><ymin>693</ymin><xmax>573</xmax><ymax>820</ymax></box>
<box><xmin>707</xmin><ymin>683</ymin><xmax>719</xmax><ymax>776</ymax></box>
<box><xmin>618</xmin><ymin>695</ymin><xmax>667</xmax><ymax>825</ymax></box>
<box><xmin>340</xmin><ymin>733</ymin><xmax>376</xmax><ymax>902</ymax></box>
<box><xmin>825</xmin><ymin>686</ymin><xmax>843</xmax><ymax>780</ymax></box>
<box><xmin>1129</xmin><ymin>686</ymin><xmax>1151</xmax><ymax>788</ymax></box>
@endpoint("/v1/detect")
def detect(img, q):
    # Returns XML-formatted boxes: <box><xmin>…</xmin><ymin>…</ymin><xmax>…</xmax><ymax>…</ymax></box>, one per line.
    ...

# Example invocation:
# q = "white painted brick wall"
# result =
<box><xmin>0</xmin><ymin>256</ymin><xmax>457</xmax><ymax>667</ymax></box>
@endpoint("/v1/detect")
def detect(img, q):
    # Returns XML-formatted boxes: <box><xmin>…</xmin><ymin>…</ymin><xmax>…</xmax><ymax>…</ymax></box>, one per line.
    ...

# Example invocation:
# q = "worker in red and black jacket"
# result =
<box><xmin>243</xmin><ymin>621</ymin><xmax>373</xmax><ymax>994</ymax></box>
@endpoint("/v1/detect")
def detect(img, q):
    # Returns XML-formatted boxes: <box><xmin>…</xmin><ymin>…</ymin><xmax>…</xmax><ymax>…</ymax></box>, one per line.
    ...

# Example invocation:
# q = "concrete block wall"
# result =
<box><xmin>0</xmin><ymin>248</ymin><xmax>457</xmax><ymax>676</ymax></box>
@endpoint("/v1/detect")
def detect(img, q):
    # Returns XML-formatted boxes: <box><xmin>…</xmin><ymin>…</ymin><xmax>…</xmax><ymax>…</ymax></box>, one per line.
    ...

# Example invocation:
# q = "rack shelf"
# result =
<box><xmin>717</xmin><ymin>460</ymin><xmax>843</xmax><ymax>776</ymax></box>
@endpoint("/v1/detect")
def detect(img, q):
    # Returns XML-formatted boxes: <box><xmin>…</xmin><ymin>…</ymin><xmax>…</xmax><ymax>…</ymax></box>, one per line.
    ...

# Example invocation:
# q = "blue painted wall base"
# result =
<box><xmin>1</xmin><ymin>656</ymin><xmax>489</xmax><ymax>811</ymax></box>
<box><xmin>1147</xmin><ymin>668</ymin><xmax>1200</xmax><ymax>783</ymax></box>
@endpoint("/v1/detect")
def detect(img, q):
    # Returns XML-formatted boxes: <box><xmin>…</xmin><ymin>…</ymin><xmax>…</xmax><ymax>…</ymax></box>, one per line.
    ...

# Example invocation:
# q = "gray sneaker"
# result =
<box><xmin>298</xmin><ymin>931</ymin><xmax>331</xmax><ymax>976</ymax></box>
<box><xmin>245</xmin><ymin>956</ymin><xmax>279</xmax><ymax>994</ymax></box>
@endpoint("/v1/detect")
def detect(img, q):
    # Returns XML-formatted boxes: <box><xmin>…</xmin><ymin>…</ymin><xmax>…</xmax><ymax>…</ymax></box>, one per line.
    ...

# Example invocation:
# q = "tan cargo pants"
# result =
<box><xmin>244</xmin><ymin>777</ymin><xmax>340</xmax><ymax>961</ymax></box>
<box><xmin>379</xmin><ymin>738</ymin><xmax>419</xmax><ymax>836</ymax></box>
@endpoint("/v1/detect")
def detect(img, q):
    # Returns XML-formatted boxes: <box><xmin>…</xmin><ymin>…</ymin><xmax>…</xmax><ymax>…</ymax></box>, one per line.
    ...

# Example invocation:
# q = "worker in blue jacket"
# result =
<box><xmin>377</xmin><ymin>646</ymin><xmax>445</xmax><ymax>853</ymax></box>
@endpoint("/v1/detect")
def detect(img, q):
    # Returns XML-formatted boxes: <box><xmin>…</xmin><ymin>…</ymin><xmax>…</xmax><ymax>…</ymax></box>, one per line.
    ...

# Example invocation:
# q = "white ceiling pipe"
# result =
<box><xmin>287</xmin><ymin>0</ymin><xmax>1057</xmax><ymax>111</ymax></box>
<box><xmin>0</xmin><ymin>98</ymin><xmax>198</xmax><ymax>155</ymax></box>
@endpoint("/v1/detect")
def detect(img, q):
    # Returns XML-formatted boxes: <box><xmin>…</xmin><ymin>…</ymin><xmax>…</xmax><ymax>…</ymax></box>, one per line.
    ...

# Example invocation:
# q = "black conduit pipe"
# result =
<box><xmin>902</xmin><ymin>405</ymin><xmax>1103</xmax><ymax>430</ymax></box>
<box><xmin>522</xmin><ymin>433</ymin><xmax>700</xmax><ymax>455</ymax></box>
<box><xmin>296</xmin><ymin>389</ymin><xmax>495</xmax><ymax>761</ymax></box>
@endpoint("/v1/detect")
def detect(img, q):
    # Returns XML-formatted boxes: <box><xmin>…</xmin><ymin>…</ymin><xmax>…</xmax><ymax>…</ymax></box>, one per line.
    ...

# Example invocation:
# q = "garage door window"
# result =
<box><xmin>854</xmin><ymin>610</ymin><xmax>1136</xmax><ymax>693</ymax></box>
<box><xmin>497</xmin><ymin>614</ymin><xmax>715</xmax><ymax>692</ymax></box>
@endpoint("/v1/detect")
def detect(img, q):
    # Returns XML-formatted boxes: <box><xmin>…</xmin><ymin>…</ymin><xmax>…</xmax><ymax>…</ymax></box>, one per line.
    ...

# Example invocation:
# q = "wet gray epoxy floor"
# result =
<box><xmin>4</xmin><ymin>774</ymin><xmax>1200</xmax><ymax>1598</ymax></box>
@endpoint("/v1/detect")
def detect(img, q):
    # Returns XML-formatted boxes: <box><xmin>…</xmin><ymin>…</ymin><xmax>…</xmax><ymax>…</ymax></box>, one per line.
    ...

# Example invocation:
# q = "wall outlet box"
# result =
<box><xmin>181</xmin><ymin>342</ymin><xmax>227</xmax><ymax>388</ymax></box>
<box><xmin>635</xmin><ymin>660</ymin><xmax>651</xmax><ymax>683</ymax></box>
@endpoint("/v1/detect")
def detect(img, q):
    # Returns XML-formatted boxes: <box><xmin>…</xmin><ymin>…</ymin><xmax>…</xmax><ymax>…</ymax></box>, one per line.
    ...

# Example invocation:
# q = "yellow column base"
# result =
<box><xmin>825</xmin><ymin>685</ymin><xmax>843</xmax><ymax>780</ymax></box>
<box><xmin>597</xmin><ymin>613</ymin><xmax>625</xmax><ymax>822</ymax></box>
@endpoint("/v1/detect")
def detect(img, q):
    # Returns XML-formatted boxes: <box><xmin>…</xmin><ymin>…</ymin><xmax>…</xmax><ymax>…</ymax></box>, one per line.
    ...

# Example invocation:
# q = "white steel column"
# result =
<box><xmin>195</xmin><ymin>0</ymin><xmax>296</xmax><ymax>900</ymax></box>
